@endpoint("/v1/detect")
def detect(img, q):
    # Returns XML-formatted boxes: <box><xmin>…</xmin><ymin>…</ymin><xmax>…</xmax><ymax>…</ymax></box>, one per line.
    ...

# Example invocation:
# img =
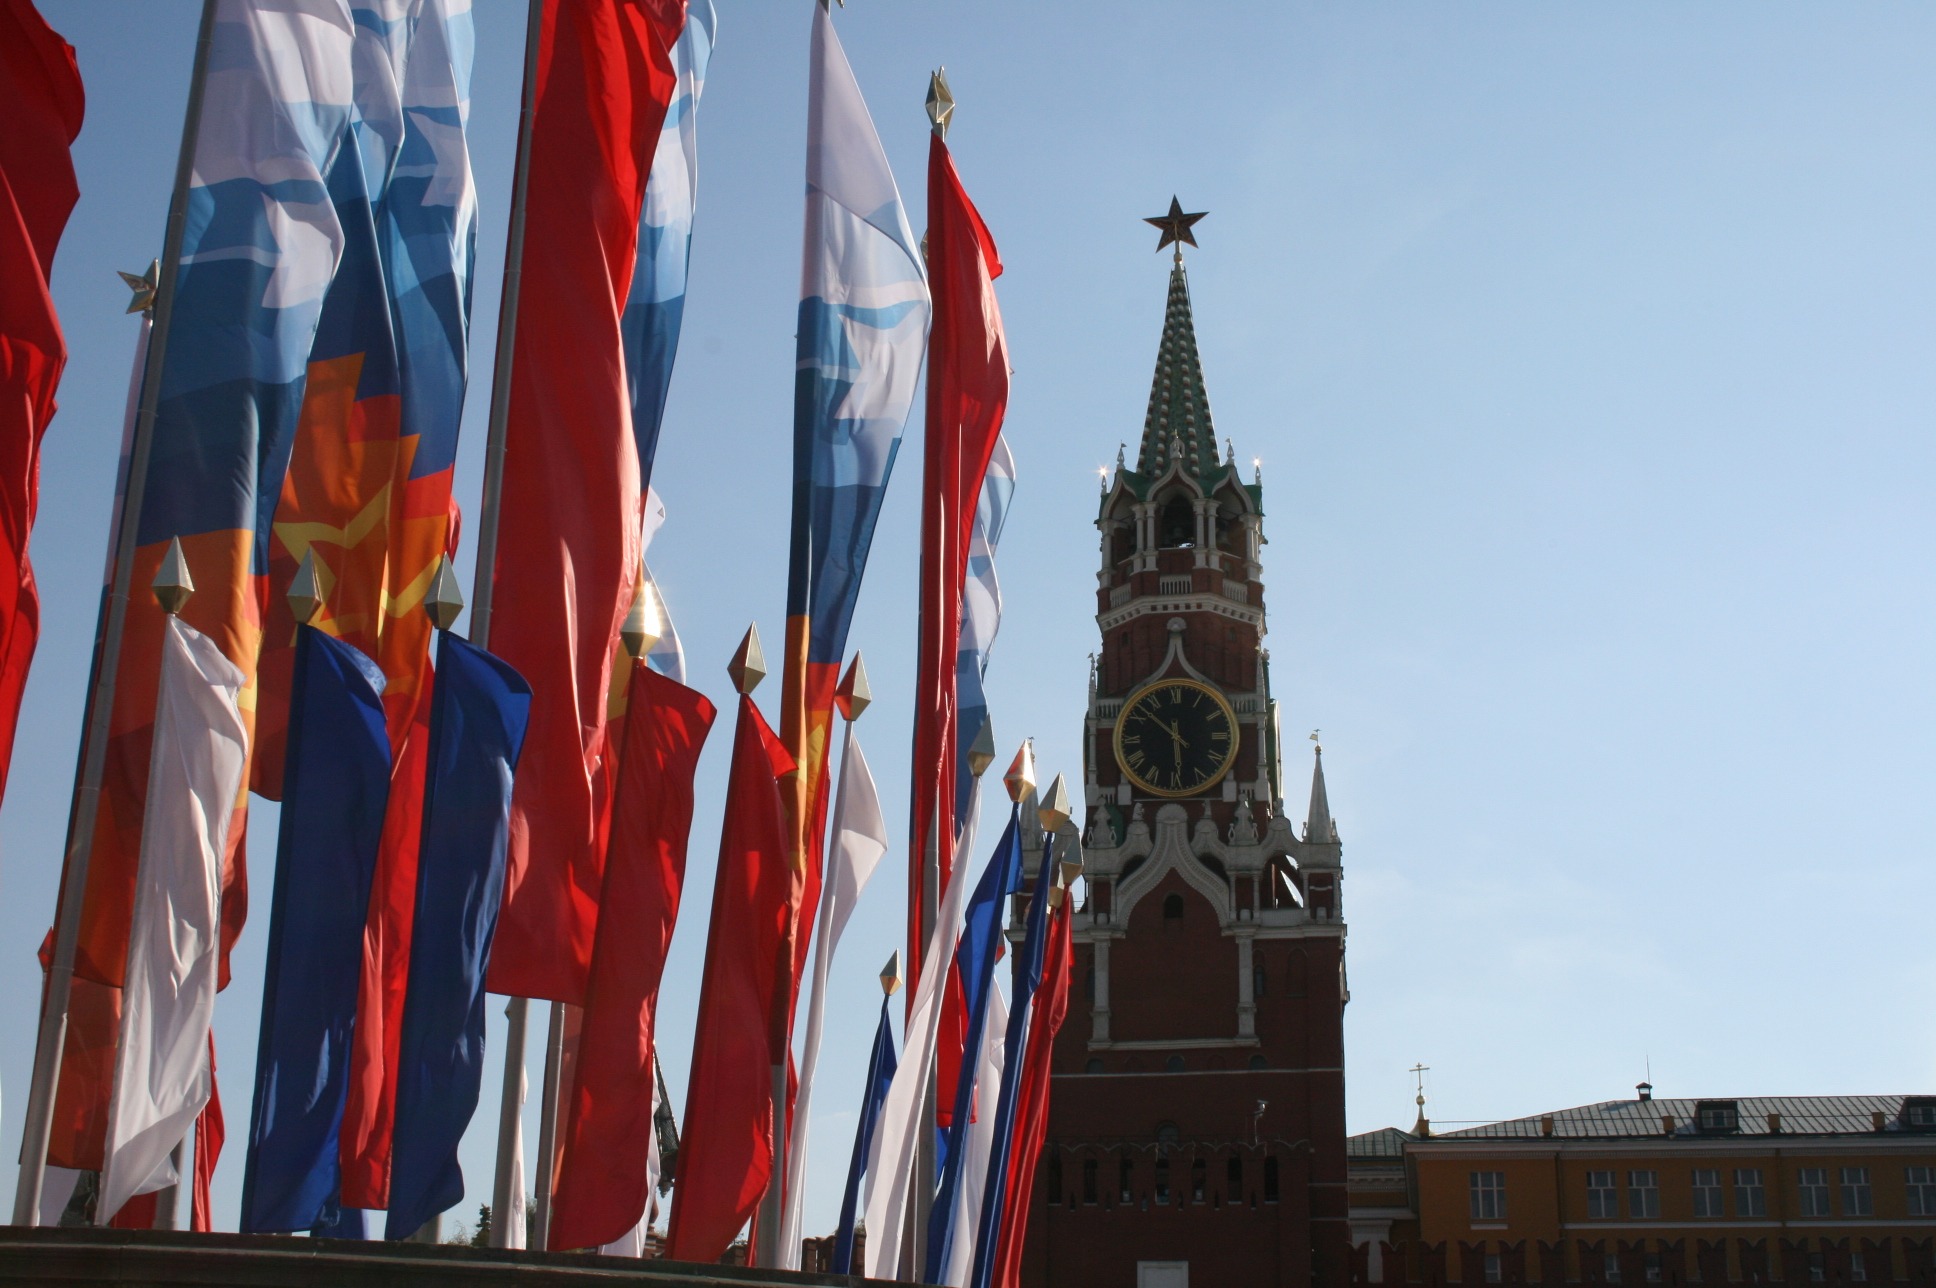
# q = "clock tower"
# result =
<box><xmin>1019</xmin><ymin>206</ymin><xmax>1350</xmax><ymax>1288</ymax></box>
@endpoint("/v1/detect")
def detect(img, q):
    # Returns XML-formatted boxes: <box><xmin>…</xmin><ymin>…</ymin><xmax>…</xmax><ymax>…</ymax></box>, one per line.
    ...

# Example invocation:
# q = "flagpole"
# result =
<box><xmin>11</xmin><ymin>0</ymin><xmax>220</xmax><ymax>1227</ymax></box>
<box><xmin>479</xmin><ymin>0</ymin><xmax>546</xmax><ymax>1246</ymax></box>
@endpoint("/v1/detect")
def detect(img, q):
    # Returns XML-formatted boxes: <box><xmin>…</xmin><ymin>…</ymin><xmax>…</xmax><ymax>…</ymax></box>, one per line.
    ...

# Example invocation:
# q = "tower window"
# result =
<box><xmin>1156</xmin><ymin>1122</ymin><xmax>1180</xmax><ymax>1146</ymax></box>
<box><xmin>1248</xmin><ymin>1054</ymin><xmax>1267</xmax><ymax>1070</ymax></box>
<box><xmin>1158</xmin><ymin>496</ymin><xmax>1194</xmax><ymax>548</ymax></box>
<box><xmin>1263</xmin><ymin>1156</ymin><xmax>1281</xmax><ymax>1203</ymax></box>
<box><xmin>1154</xmin><ymin>1157</ymin><xmax>1171</xmax><ymax>1204</ymax></box>
<box><xmin>1227</xmin><ymin>1157</ymin><xmax>1243</xmax><ymax>1202</ymax></box>
<box><xmin>1119</xmin><ymin>1158</ymin><xmax>1134</xmax><ymax>1203</ymax></box>
<box><xmin>1162</xmin><ymin>893</ymin><xmax>1184</xmax><ymax>922</ymax></box>
<box><xmin>1084</xmin><ymin>1057</ymin><xmax>1104</xmax><ymax>1074</ymax></box>
<box><xmin>1191</xmin><ymin>1158</ymin><xmax>1207</xmax><ymax>1203</ymax></box>
<box><xmin>1252</xmin><ymin>958</ymin><xmax>1267</xmax><ymax>998</ymax></box>
<box><xmin>1165</xmin><ymin>1055</ymin><xmax>1185</xmax><ymax>1073</ymax></box>
<box><xmin>1082</xmin><ymin>1159</ymin><xmax>1098</xmax><ymax>1204</ymax></box>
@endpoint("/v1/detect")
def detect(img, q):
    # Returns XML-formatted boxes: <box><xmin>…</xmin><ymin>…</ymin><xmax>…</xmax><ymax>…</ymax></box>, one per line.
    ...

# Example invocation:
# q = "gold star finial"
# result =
<box><xmin>926</xmin><ymin>69</ymin><xmax>955</xmax><ymax>139</ymax></box>
<box><xmin>1144</xmin><ymin>197</ymin><xmax>1207</xmax><ymax>260</ymax></box>
<box><xmin>119</xmin><ymin>260</ymin><xmax>159</xmax><ymax>316</ymax></box>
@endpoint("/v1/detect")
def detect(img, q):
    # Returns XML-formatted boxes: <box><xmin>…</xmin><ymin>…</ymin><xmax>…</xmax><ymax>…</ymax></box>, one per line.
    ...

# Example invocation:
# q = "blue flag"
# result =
<box><xmin>833</xmin><ymin>993</ymin><xmax>899</xmax><ymax>1275</ymax></box>
<box><xmin>926</xmin><ymin>807</ymin><xmax>1025</xmax><ymax>1279</ymax></box>
<box><xmin>241</xmin><ymin>626</ymin><xmax>390</xmax><ymax>1234</ymax></box>
<box><xmin>968</xmin><ymin>832</ymin><xmax>1058</xmax><ymax>1288</ymax></box>
<box><xmin>384</xmin><ymin>632</ymin><xmax>531</xmax><ymax>1241</ymax></box>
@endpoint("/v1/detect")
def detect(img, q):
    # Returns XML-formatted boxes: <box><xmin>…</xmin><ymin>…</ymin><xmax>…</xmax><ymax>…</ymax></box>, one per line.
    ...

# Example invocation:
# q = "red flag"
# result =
<box><xmin>914</xmin><ymin>132</ymin><xmax>1009</xmax><ymax>1125</ymax></box>
<box><xmin>485</xmin><ymin>0</ymin><xmax>688</xmax><ymax>1006</ymax></box>
<box><xmin>665</xmin><ymin>694</ymin><xmax>793</xmax><ymax>1265</ymax></box>
<box><xmin>0</xmin><ymin>0</ymin><xmax>82</xmax><ymax>803</ymax></box>
<box><xmin>993</xmin><ymin>893</ymin><xmax>1073</xmax><ymax>1288</ymax></box>
<box><xmin>549</xmin><ymin>663</ymin><xmax>714</xmax><ymax>1251</ymax></box>
<box><xmin>192</xmin><ymin>1033</ymin><xmax>224</xmax><ymax>1233</ymax></box>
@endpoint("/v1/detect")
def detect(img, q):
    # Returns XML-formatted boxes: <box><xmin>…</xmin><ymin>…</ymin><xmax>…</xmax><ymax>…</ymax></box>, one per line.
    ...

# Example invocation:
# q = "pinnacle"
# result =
<box><xmin>1136</xmin><ymin>260</ymin><xmax>1222</xmax><ymax>481</ymax></box>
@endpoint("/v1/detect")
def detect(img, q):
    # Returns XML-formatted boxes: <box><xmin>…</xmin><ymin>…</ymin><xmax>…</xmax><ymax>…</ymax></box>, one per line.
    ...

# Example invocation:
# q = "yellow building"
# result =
<box><xmin>1349</xmin><ymin>1092</ymin><xmax>1936</xmax><ymax>1284</ymax></box>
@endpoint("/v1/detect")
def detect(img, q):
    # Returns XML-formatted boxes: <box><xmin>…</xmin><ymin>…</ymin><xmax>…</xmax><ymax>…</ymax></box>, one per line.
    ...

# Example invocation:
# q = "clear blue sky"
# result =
<box><xmin>8</xmin><ymin>0</ymin><xmax>1934</xmax><ymax>1238</ymax></box>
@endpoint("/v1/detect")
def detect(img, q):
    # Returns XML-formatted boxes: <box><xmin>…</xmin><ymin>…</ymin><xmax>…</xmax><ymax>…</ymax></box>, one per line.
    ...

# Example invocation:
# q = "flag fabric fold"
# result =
<box><xmin>861</xmin><ymin>781</ymin><xmax>982</xmax><ymax>1280</ymax></box>
<box><xmin>927</xmin><ymin>807</ymin><xmax>1026</xmax><ymax>1281</ymax></box>
<box><xmin>664</xmin><ymin>693</ymin><xmax>794</xmax><ymax>1266</ymax></box>
<box><xmin>485</xmin><ymin>0</ymin><xmax>689</xmax><ymax>1008</ymax></box>
<box><xmin>967</xmin><ymin>833</ymin><xmax>1058</xmax><ymax>1288</ymax></box>
<box><xmin>779</xmin><ymin>0</ymin><xmax>930</xmax><ymax>1080</ymax></box>
<box><xmin>992</xmin><ymin>888</ymin><xmax>1074</xmax><ymax>1288</ymax></box>
<box><xmin>831</xmin><ymin>991</ymin><xmax>898</xmax><ymax>1276</ymax></box>
<box><xmin>944</xmin><ymin>986</ymin><xmax>1009</xmax><ymax>1288</ymax></box>
<box><xmin>241</xmin><ymin>626</ymin><xmax>391</xmax><ymax>1234</ymax></box>
<box><xmin>98</xmin><ymin>617</ymin><xmax>249</xmax><ymax>1223</ymax></box>
<box><xmin>549</xmin><ymin>663</ymin><xmax>715</xmax><ymax>1252</ymax></box>
<box><xmin>0</xmin><ymin>0</ymin><xmax>83</xmax><ymax>807</ymax></box>
<box><xmin>192</xmin><ymin>1037</ymin><xmax>224</xmax><ymax>1233</ymax></box>
<box><xmin>384</xmin><ymin>633</ymin><xmax>530</xmax><ymax>1241</ymax></box>
<box><xmin>954</xmin><ymin>436</ymin><xmax>1014</xmax><ymax>830</ymax></box>
<box><xmin>909</xmin><ymin>128</ymin><xmax>1009</xmax><ymax>988</ymax></box>
<box><xmin>779</xmin><ymin>724</ymin><xmax>888</xmax><ymax>1267</ymax></box>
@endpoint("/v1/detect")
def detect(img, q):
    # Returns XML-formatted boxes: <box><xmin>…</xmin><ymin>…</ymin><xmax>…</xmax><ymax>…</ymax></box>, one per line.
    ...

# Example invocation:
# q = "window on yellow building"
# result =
<box><xmin>1907</xmin><ymin>1166</ymin><xmax>1936</xmax><ymax>1217</ymax></box>
<box><xmin>1628</xmin><ymin>1170</ymin><xmax>1660</xmax><ymax>1219</ymax></box>
<box><xmin>1851</xmin><ymin>1251</ymin><xmax>1868</xmax><ymax>1283</ymax></box>
<box><xmin>1586</xmin><ymin>1171</ymin><xmax>1617</xmax><ymax>1218</ymax></box>
<box><xmin>1484</xmin><ymin>1253</ymin><xmax>1502</xmax><ymax>1284</ymax></box>
<box><xmin>1797</xmin><ymin>1168</ymin><xmax>1830</xmax><ymax>1217</ymax></box>
<box><xmin>1840</xmin><ymin>1167</ymin><xmax>1872</xmax><ymax>1217</ymax></box>
<box><xmin>1734</xmin><ymin>1168</ymin><xmax>1767</xmax><ymax>1217</ymax></box>
<box><xmin>1469</xmin><ymin>1170</ymin><xmax>1506</xmax><ymax>1221</ymax></box>
<box><xmin>1604</xmin><ymin>1252</ymin><xmax>1621</xmax><ymax>1282</ymax></box>
<box><xmin>1692</xmin><ymin>1168</ymin><xmax>1723</xmax><ymax>1217</ymax></box>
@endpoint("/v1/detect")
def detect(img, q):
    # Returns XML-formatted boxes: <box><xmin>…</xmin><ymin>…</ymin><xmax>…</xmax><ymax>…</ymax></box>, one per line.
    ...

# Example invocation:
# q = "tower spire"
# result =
<box><xmin>1135</xmin><ymin>224</ymin><xmax>1220</xmax><ymax>480</ymax></box>
<box><xmin>1305</xmin><ymin>739</ymin><xmax>1335</xmax><ymax>843</ymax></box>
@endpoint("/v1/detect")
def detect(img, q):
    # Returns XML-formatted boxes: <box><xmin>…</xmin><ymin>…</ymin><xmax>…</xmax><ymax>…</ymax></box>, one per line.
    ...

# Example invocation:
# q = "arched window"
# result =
<box><xmin>1154</xmin><ymin>1156</ymin><xmax>1171</xmax><ymax>1203</ymax></box>
<box><xmin>1252</xmin><ymin>956</ymin><xmax>1267</xmax><ymax>999</ymax></box>
<box><xmin>1248</xmin><ymin>1053</ymin><xmax>1268</xmax><ymax>1071</ymax></box>
<box><xmin>1047</xmin><ymin>1154</ymin><xmax>1063</xmax><ymax>1204</ymax></box>
<box><xmin>1191</xmin><ymin>1158</ymin><xmax>1208</xmax><ymax>1203</ymax></box>
<box><xmin>1156</xmin><ymin>1122</ymin><xmax>1181</xmax><ymax>1146</ymax></box>
<box><xmin>1165</xmin><ymin>1055</ymin><xmax>1185</xmax><ymax>1073</ymax></box>
<box><xmin>1158</xmin><ymin>495</ymin><xmax>1194</xmax><ymax>548</ymax></box>
<box><xmin>1163</xmin><ymin>893</ymin><xmax>1185</xmax><ymax>922</ymax></box>
<box><xmin>1119</xmin><ymin>1158</ymin><xmax>1134</xmax><ymax>1202</ymax></box>
<box><xmin>1227</xmin><ymin>1156</ymin><xmax>1244</xmax><ymax>1202</ymax></box>
<box><xmin>1263</xmin><ymin>1155</ymin><xmax>1281</xmax><ymax>1203</ymax></box>
<box><xmin>1085</xmin><ymin>1057</ymin><xmax>1104</xmax><ymax>1074</ymax></box>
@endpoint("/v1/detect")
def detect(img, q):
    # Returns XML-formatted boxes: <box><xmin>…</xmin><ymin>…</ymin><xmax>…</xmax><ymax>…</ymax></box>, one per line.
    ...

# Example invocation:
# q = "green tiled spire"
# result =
<box><xmin>1136</xmin><ymin>260</ymin><xmax>1221</xmax><ymax>480</ymax></box>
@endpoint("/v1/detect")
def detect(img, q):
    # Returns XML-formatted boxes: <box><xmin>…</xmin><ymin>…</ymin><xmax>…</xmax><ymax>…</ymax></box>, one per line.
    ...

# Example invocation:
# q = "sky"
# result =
<box><xmin>8</xmin><ymin>0</ymin><xmax>1936</xmax><ymax>1242</ymax></box>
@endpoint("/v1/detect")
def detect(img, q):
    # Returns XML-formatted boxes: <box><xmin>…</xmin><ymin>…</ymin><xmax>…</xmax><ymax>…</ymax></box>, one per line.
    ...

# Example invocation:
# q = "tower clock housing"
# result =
<box><xmin>1018</xmin><ymin>222</ymin><xmax>1350</xmax><ymax>1288</ymax></box>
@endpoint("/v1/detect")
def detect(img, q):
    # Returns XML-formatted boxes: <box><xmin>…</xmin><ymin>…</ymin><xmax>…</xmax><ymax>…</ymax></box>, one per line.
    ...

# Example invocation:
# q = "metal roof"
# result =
<box><xmin>1426</xmin><ymin>1095</ymin><xmax>1928</xmax><ymax>1142</ymax></box>
<box><xmin>1349</xmin><ymin>1127</ymin><xmax>1417</xmax><ymax>1159</ymax></box>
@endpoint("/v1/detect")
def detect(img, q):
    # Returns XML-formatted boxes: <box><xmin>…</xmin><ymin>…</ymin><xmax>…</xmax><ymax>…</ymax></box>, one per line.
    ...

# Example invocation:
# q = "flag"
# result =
<box><xmin>384</xmin><ymin>633</ymin><xmax>530</xmax><ymax>1241</ymax></box>
<box><xmin>0</xmin><ymin>0</ymin><xmax>82</xmax><ymax>806</ymax></box>
<box><xmin>241</xmin><ymin>626</ymin><xmax>390</xmax><ymax>1234</ymax></box>
<box><xmin>504</xmin><ymin>1018</ymin><xmax>528</xmax><ymax>1250</ymax></box>
<box><xmin>992</xmin><ymin>890</ymin><xmax>1073</xmax><ymax>1288</ymax></box>
<box><xmin>861</xmin><ymin>781</ymin><xmax>982</xmax><ymax>1280</ymax></box>
<box><xmin>778</xmin><ymin>0</ymin><xmax>930</xmax><ymax>1053</ymax></box>
<box><xmin>944</xmin><ymin>986</ymin><xmax>1008</xmax><ymax>1288</ymax></box>
<box><xmin>664</xmin><ymin>693</ymin><xmax>793</xmax><ymax>1266</ymax></box>
<box><xmin>779</xmin><ymin>725</ymin><xmax>888</xmax><ymax>1267</ymax></box>
<box><xmin>485</xmin><ymin>0</ymin><xmax>689</xmax><ymax>1007</ymax></box>
<box><xmin>926</xmin><ymin>808</ymin><xmax>1026</xmax><ymax>1281</ymax></box>
<box><xmin>831</xmin><ymin>992</ymin><xmax>898</xmax><ymax>1276</ymax></box>
<box><xmin>549</xmin><ymin>664</ymin><xmax>714</xmax><ymax>1252</ymax></box>
<box><xmin>967</xmin><ymin>834</ymin><xmax>1058</xmax><ymax>1288</ymax></box>
<box><xmin>954</xmin><ymin>436</ymin><xmax>1014</xmax><ymax>830</ymax></box>
<box><xmin>909</xmin><ymin>127</ymin><xmax>1010</xmax><ymax>986</ymax></box>
<box><xmin>623</xmin><ymin>0</ymin><xmax>714</xmax><ymax>493</ymax></box>
<box><xmin>98</xmin><ymin>617</ymin><xmax>248</xmax><ymax>1222</ymax></box>
<box><xmin>191</xmin><ymin>1037</ymin><xmax>224</xmax><ymax>1232</ymax></box>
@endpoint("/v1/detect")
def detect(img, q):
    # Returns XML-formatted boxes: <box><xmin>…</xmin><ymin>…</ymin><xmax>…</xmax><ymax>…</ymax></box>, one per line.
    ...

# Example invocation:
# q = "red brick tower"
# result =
<box><xmin>1018</xmin><ymin>217</ymin><xmax>1350</xmax><ymax>1288</ymax></box>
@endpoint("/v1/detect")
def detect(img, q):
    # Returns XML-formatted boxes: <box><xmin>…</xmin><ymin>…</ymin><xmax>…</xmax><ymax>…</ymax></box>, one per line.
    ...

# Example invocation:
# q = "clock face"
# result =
<box><xmin>1112</xmin><ymin>678</ymin><xmax>1240</xmax><ymax>798</ymax></box>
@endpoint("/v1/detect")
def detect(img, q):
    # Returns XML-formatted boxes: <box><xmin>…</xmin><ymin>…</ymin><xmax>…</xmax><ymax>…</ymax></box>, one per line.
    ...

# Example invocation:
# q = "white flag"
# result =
<box><xmin>863</xmin><ymin>781</ymin><xmax>983</xmax><ymax>1279</ymax></box>
<box><xmin>779</xmin><ymin>727</ymin><xmax>889</xmax><ymax>1267</ymax></box>
<box><xmin>505</xmin><ymin>1022</ymin><xmax>528</xmax><ymax>1251</ymax></box>
<box><xmin>944</xmin><ymin>986</ymin><xmax>1009</xmax><ymax>1288</ymax></box>
<box><xmin>98</xmin><ymin>618</ymin><xmax>247</xmax><ymax>1223</ymax></box>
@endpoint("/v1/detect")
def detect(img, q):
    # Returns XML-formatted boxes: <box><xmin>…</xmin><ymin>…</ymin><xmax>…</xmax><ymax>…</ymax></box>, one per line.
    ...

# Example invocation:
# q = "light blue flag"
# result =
<box><xmin>954</xmin><ymin>434</ymin><xmax>1016</xmax><ymax>829</ymax></box>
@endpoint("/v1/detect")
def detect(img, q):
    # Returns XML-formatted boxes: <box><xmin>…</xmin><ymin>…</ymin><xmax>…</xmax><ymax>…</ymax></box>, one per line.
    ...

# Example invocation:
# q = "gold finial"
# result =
<box><xmin>926</xmin><ymin>69</ymin><xmax>955</xmax><ymax>139</ymax></box>
<box><xmin>1003</xmin><ymin>740</ymin><xmax>1036</xmax><ymax>803</ymax></box>
<box><xmin>1037</xmin><ymin>772</ymin><xmax>1072</xmax><ymax>834</ymax></box>
<box><xmin>835</xmin><ymin>652</ymin><xmax>872</xmax><ymax>720</ymax></box>
<box><xmin>1059</xmin><ymin>848</ymin><xmax>1085</xmax><ymax>893</ymax></box>
<box><xmin>424</xmin><ymin>554</ymin><xmax>464</xmax><ymax>629</ymax></box>
<box><xmin>728</xmin><ymin>623</ymin><xmax>766</xmax><ymax>695</ymax></box>
<box><xmin>152</xmin><ymin>537</ymin><xmax>193</xmax><ymax>615</ymax></box>
<box><xmin>967</xmin><ymin>716</ymin><xmax>996</xmax><ymax>779</ymax></box>
<box><xmin>880</xmin><ymin>951</ymin><xmax>902</xmax><ymax>997</ymax></box>
<box><xmin>287</xmin><ymin>549</ymin><xmax>322</xmax><ymax>625</ymax></box>
<box><xmin>1410</xmin><ymin>1062</ymin><xmax>1431</xmax><ymax>1136</ymax></box>
<box><xmin>1144</xmin><ymin>196</ymin><xmax>1207</xmax><ymax>262</ymax></box>
<box><xmin>118</xmin><ymin>260</ymin><xmax>159</xmax><ymax>316</ymax></box>
<box><xmin>621</xmin><ymin>570</ymin><xmax>662</xmax><ymax>660</ymax></box>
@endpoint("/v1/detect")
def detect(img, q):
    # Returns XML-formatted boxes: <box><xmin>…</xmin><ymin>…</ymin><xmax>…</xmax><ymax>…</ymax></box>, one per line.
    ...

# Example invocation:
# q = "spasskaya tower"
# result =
<box><xmin>1019</xmin><ymin>202</ymin><xmax>1350</xmax><ymax>1288</ymax></box>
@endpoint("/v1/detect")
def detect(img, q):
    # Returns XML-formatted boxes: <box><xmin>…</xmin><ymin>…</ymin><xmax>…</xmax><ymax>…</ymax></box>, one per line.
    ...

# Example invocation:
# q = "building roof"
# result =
<box><xmin>1425</xmin><ymin>1095</ymin><xmax>1929</xmax><ymax>1142</ymax></box>
<box><xmin>1137</xmin><ymin>260</ymin><xmax>1221</xmax><ymax>481</ymax></box>
<box><xmin>1349</xmin><ymin>1127</ymin><xmax>1417</xmax><ymax>1160</ymax></box>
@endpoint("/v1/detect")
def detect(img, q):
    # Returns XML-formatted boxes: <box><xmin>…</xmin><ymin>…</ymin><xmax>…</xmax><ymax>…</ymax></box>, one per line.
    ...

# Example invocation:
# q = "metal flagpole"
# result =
<box><xmin>480</xmin><ymin>0</ymin><xmax>546</xmax><ymax>1248</ymax></box>
<box><xmin>11</xmin><ymin>0</ymin><xmax>220</xmax><ymax>1228</ymax></box>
